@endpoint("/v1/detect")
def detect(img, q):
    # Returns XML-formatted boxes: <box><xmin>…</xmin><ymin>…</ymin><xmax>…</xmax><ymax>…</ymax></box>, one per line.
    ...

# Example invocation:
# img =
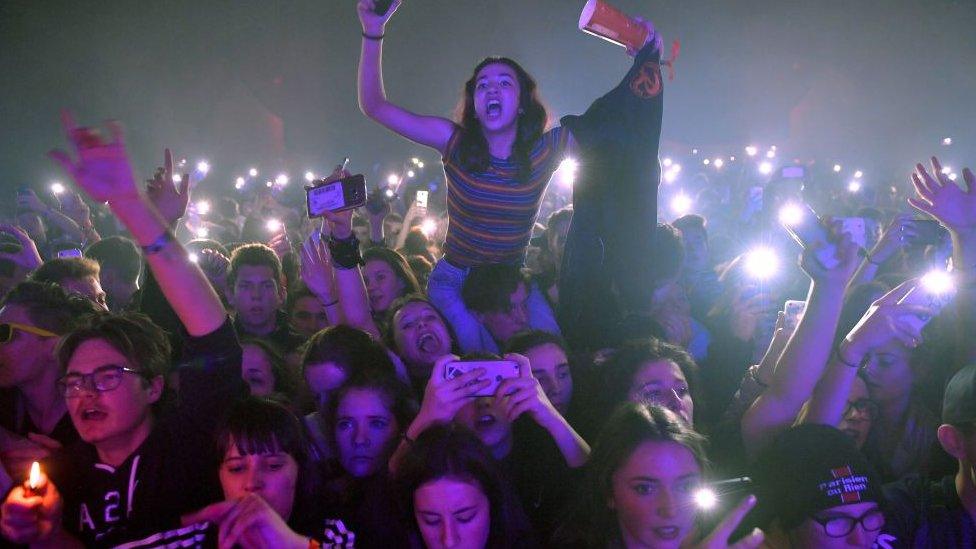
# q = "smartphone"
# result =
<box><xmin>833</xmin><ymin>217</ymin><xmax>867</xmax><ymax>250</ymax></box>
<box><xmin>783</xmin><ymin>300</ymin><xmax>807</xmax><ymax>335</ymax></box>
<box><xmin>306</xmin><ymin>174</ymin><xmax>367</xmax><ymax>218</ymax></box>
<box><xmin>444</xmin><ymin>360</ymin><xmax>520</xmax><ymax>398</ymax></box>
<box><xmin>696</xmin><ymin>477</ymin><xmax>754</xmax><ymax>532</ymax></box>
<box><xmin>782</xmin><ymin>203</ymin><xmax>839</xmax><ymax>269</ymax></box>
<box><xmin>415</xmin><ymin>190</ymin><xmax>429</xmax><ymax>210</ymax></box>
<box><xmin>896</xmin><ymin>272</ymin><xmax>955</xmax><ymax>331</ymax></box>
<box><xmin>906</xmin><ymin>219</ymin><xmax>948</xmax><ymax>248</ymax></box>
<box><xmin>57</xmin><ymin>248</ymin><xmax>83</xmax><ymax>259</ymax></box>
<box><xmin>373</xmin><ymin>0</ymin><xmax>394</xmax><ymax>15</ymax></box>
<box><xmin>781</xmin><ymin>166</ymin><xmax>805</xmax><ymax>180</ymax></box>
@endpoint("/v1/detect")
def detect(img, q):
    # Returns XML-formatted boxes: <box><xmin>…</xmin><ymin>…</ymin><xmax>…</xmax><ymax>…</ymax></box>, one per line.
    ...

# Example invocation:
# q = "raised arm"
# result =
<box><xmin>356</xmin><ymin>0</ymin><xmax>454</xmax><ymax>153</ymax></box>
<box><xmin>741</xmin><ymin>235</ymin><xmax>860</xmax><ymax>459</ymax></box>
<box><xmin>910</xmin><ymin>158</ymin><xmax>976</xmax><ymax>364</ymax></box>
<box><xmin>49</xmin><ymin>115</ymin><xmax>225</xmax><ymax>337</ymax></box>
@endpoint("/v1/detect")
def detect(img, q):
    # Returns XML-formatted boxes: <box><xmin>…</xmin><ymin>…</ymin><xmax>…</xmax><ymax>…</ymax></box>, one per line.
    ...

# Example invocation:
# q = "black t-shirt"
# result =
<box><xmin>233</xmin><ymin>310</ymin><xmax>306</xmax><ymax>355</ymax></box>
<box><xmin>48</xmin><ymin>319</ymin><xmax>245</xmax><ymax>548</ymax></box>
<box><xmin>0</xmin><ymin>388</ymin><xmax>80</xmax><ymax>449</ymax></box>
<box><xmin>882</xmin><ymin>474</ymin><xmax>976</xmax><ymax>548</ymax></box>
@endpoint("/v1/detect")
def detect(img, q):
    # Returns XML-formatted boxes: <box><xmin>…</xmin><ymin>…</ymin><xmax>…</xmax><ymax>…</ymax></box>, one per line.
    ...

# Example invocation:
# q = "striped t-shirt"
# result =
<box><xmin>441</xmin><ymin>126</ymin><xmax>572</xmax><ymax>267</ymax></box>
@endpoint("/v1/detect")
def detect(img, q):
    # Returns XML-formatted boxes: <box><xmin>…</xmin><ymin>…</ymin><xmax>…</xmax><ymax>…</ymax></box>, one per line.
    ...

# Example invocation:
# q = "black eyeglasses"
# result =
<box><xmin>57</xmin><ymin>365</ymin><xmax>144</xmax><ymax>398</ymax></box>
<box><xmin>843</xmin><ymin>398</ymin><xmax>879</xmax><ymax>419</ymax></box>
<box><xmin>812</xmin><ymin>508</ymin><xmax>884</xmax><ymax>538</ymax></box>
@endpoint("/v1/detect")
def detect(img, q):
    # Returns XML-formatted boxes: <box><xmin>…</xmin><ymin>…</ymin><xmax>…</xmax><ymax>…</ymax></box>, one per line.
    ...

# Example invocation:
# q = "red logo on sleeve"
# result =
<box><xmin>630</xmin><ymin>61</ymin><xmax>662</xmax><ymax>99</ymax></box>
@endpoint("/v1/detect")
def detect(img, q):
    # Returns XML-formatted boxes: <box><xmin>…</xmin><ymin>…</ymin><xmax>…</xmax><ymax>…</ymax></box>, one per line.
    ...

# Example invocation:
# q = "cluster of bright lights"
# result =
<box><xmin>663</xmin><ymin>163</ymin><xmax>682</xmax><ymax>184</ymax></box>
<box><xmin>744</xmin><ymin>247</ymin><xmax>780</xmax><ymax>280</ymax></box>
<box><xmin>410</xmin><ymin>157</ymin><xmax>425</xmax><ymax>169</ymax></box>
<box><xmin>235</xmin><ymin>177</ymin><xmax>245</xmax><ymax>190</ymax></box>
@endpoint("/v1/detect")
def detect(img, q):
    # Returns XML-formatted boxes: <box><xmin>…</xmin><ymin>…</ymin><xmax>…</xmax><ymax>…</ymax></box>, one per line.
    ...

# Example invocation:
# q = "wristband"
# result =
<box><xmin>328</xmin><ymin>233</ymin><xmax>364</xmax><ymax>269</ymax></box>
<box><xmin>362</xmin><ymin>32</ymin><xmax>385</xmax><ymax>41</ymax></box>
<box><xmin>140</xmin><ymin>231</ymin><xmax>175</xmax><ymax>255</ymax></box>
<box><xmin>834</xmin><ymin>346</ymin><xmax>861</xmax><ymax>369</ymax></box>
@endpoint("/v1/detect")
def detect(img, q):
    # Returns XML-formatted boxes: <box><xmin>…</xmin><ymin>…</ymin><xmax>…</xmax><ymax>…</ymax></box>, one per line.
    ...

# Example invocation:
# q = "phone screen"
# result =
<box><xmin>416</xmin><ymin>190</ymin><xmax>429</xmax><ymax>209</ymax></box>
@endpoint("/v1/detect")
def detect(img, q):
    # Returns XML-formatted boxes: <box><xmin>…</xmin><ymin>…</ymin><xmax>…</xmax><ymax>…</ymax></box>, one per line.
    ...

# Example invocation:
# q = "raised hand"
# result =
<box><xmin>867</xmin><ymin>214</ymin><xmax>914</xmax><ymax>265</ymax></box>
<box><xmin>909</xmin><ymin>157</ymin><xmax>976</xmax><ymax>233</ymax></box>
<box><xmin>268</xmin><ymin>231</ymin><xmax>293</xmax><ymax>261</ymax></box>
<box><xmin>182</xmin><ymin>495</ymin><xmax>306</xmax><ymax>549</ymax></box>
<box><xmin>840</xmin><ymin>280</ymin><xmax>933</xmax><ymax>362</ymax></box>
<box><xmin>56</xmin><ymin>191</ymin><xmax>91</xmax><ymax>227</ymax></box>
<box><xmin>0</xmin><ymin>471</ymin><xmax>64</xmax><ymax>545</ymax></box>
<box><xmin>799</xmin><ymin>230</ymin><xmax>861</xmax><ymax>287</ymax></box>
<box><xmin>48</xmin><ymin>111</ymin><xmax>140</xmax><ymax>205</ymax></box>
<box><xmin>0</xmin><ymin>225</ymin><xmax>42</xmax><ymax>273</ymax></box>
<box><xmin>414</xmin><ymin>355</ymin><xmax>489</xmax><ymax>428</ymax></box>
<box><xmin>145</xmin><ymin>149</ymin><xmax>190</xmax><ymax>227</ymax></box>
<box><xmin>691</xmin><ymin>495</ymin><xmax>764</xmax><ymax>549</ymax></box>
<box><xmin>729</xmin><ymin>288</ymin><xmax>769</xmax><ymax>342</ymax></box>
<box><xmin>301</xmin><ymin>235</ymin><xmax>337</xmax><ymax>304</ymax></box>
<box><xmin>496</xmin><ymin>353</ymin><xmax>560</xmax><ymax>424</ymax></box>
<box><xmin>356</xmin><ymin>0</ymin><xmax>402</xmax><ymax>35</ymax></box>
<box><xmin>15</xmin><ymin>189</ymin><xmax>48</xmax><ymax>214</ymax></box>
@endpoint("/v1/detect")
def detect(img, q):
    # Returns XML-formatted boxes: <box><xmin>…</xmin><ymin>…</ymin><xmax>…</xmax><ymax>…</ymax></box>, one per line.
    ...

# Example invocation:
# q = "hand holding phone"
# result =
<box><xmin>415</xmin><ymin>190</ymin><xmax>429</xmax><ymax>210</ymax></box>
<box><xmin>306</xmin><ymin>174</ymin><xmax>367</xmax><ymax>218</ymax></box>
<box><xmin>445</xmin><ymin>359</ymin><xmax>520</xmax><ymax>398</ymax></box>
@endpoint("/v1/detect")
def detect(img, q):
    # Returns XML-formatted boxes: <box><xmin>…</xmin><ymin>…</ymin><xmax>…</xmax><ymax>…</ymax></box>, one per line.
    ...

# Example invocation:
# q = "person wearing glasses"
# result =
<box><xmin>0</xmin><ymin>281</ymin><xmax>99</xmax><ymax>483</ymax></box>
<box><xmin>0</xmin><ymin>116</ymin><xmax>246</xmax><ymax>548</ymax></box>
<box><xmin>752</xmin><ymin>424</ymin><xmax>889</xmax><ymax>549</ymax></box>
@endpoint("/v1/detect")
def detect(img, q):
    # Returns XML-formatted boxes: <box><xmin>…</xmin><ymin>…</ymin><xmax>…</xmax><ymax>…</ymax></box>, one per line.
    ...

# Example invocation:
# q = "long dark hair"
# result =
<box><xmin>553</xmin><ymin>404</ymin><xmax>708</xmax><ymax>547</ymax></box>
<box><xmin>454</xmin><ymin>57</ymin><xmax>549</xmax><ymax>182</ymax></box>
<box><xmin>363</xmin><ymin>247</ymin><xmax>423</xmax><ymax>300</ymax></box>
<box><xmin>395</xmin><ymin>423</ymin><xmax>534</xmax><ymax>548</ymax></box>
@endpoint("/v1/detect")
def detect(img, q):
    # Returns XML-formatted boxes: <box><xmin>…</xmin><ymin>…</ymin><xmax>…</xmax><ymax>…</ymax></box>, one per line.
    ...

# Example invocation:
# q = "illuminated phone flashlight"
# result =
<box><xmin>713</xmin><ymin>158</ymin><xmax>725</xmax><ymax>169</ymax></box>
<box><xmin>943</xmin><ymin>137</ymin><xmax>952</xmax><ymax>146</ymax></box>
<box><xmin>759</xmin><ymin>161</ymin><xmax>773</xmax><ymax>175</ymax></box>
<box><xmin>387</xmin><ymin>174</ymin><xmax>399</xmax><ymax>186</ymax></box>
<box><xmin>417</xmin><ymin>161</ymin><xmax>425</xmax><ymax>168</ymax></box>
<box><xmin>670</xmin><ymin>193</ymin><xmax>692</xmax><ymax>216</ymax></box>
<box><xmin>765</xmin><ymin>149</ymin><xmax>776</xmax><ymax>159</ymax></box>
<box><xmin>195</xmin><ymin>227</ymin><xmax>209</xmax><ymax>239</ymax></box>
<box><xmin>703</xmin><ymin>158</ymin><xmax>711</xmax><ymax>166</ymax></box>
<box><xmin>384</xmin><ymin>188</ymin><xmax>396</xmax><ymax>199</ymax></box>
<box><xmin>854</xmin><ymin>170</ymin><xmax>863</xmax><ymax>179</ymax></box>
<box><xmin>266</xmin><ymin>218</ymin><xmax>282</xmax><ymax>233</ymax></box>
<box><xmin>662</xmin><ymin>157</ymin><xmax>673</xmax><ymax>167</ymax></box>
<box><xmin>778</xmin><ymin>203</ymin><xmax>804</xmax><ymax>227</ymax></box>
<box><xmin>663</xmin><ymin>169</ymin><xmax>679</xmax><ymax>184</ymax></box>
<box><xmin>407</xmin><ymin>170</ymin><xmax>416</xmax><ymax>178</ymax></box>
<box><xmin>693</xmin><ymin>477</ymin><xmax>752</xmax><ymax>511</ymax></box>
<box><xmin>195</xmin><ymin>200</ymin><xmax>211</xmax><ymax>216</ymax></box>
<box><xmin>172</xmin><ymin>174</ymin><xmax>183</xmax><ymax>183</ymax></box>
<box><xmin>50</xmin><ymin>182</ymin><xmax>65</xmax><ymax>195</ymax></box>
<box><xmin>235</xmin><ymin>177</ymin><xmax>245</xmax><ymax>190</ymax></box>
<box><xmin>558</xmin><ymin>158</ymin><xmax>578</xmax><ymax>187</ymax></box>
<box><xmin>304</xmin><ymin>171</ymin><xmax>315</xmax><ymax>182</ymax></box>
<box><xmin>196</xmin><ymin>161</ymin><xmax>210</xmax><ymax>175</ymax></box>
<box><xmin>248</xmin><ymin>168</ymin><xmax>259</xmax><ymax>177</ymax></box>
<box><xmin>692</xmin><ymin>148</ymin><xmax>699</xmax><ymax>155</ymax></box>
<box><xmin>420</xmin><ymin>218</ymin><xmax>438</xmax><ymax>237</ymax></box>
<box><xmin>188</xmin><ymin>252</ymin><xmax>199</xmax><ymax>264</ymax></box>
<box><xmin>949</xmin><ymin>173</ymin><xmax>958</xmax><ymax>181</ymax></box>
<box><xmin>920</xmin><ymin>269</ymin><xmax>954</xmax><ymax>296</ymax></box>
<box><xmin>940</xmin><ymin>166</ymin><xmax>952</xmax><ymax>175</ymax></box>
<box><xmin>275</xmin><ymin>173</ymin><xmax>289</xmax><ymax>186</ymax></box>
<box><xmin>411</xmin><ymin>157</ymin><xmax>420</xmax><ymax>165</ymax></box>
<box><xmin>833</xmin><ymin>164</ymin><xmax>842</xmax><ymax>173</ymax></box>
<box><xmin>745</xmin><ymin>145</ymin><xmax>758</xmax><ymax>157</ymax></box>
<box><xmin>847</xmin><ymin>180</ymin><xmax>862</xmax><ymax>193</ymax></box>
<box><xmin>744</xmin><ymin>246</ymin><xmax>779</xmax><ymax>280</ymax></box>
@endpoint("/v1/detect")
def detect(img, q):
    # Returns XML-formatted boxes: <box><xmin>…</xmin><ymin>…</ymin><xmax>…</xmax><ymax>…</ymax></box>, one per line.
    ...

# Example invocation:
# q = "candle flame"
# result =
<box><xmin>28</xmin><ymin>461</ymin><xmax>41</xmax><ymax>490</ymax></box>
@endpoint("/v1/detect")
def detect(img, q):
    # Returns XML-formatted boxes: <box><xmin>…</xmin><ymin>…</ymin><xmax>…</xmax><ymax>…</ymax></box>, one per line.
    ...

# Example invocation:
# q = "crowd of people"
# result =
<box><xmin>0</xmin><ymin>1</ymin><xmax>974</xmax><ymax>547</ymax></box>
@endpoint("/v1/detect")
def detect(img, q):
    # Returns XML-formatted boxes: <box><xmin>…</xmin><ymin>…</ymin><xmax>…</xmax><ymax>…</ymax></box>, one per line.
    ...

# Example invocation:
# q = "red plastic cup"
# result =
<box><xmin>578</xmin><ymin>0</ymin><xmax>649</xmax><ymax>50</ymax></box>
